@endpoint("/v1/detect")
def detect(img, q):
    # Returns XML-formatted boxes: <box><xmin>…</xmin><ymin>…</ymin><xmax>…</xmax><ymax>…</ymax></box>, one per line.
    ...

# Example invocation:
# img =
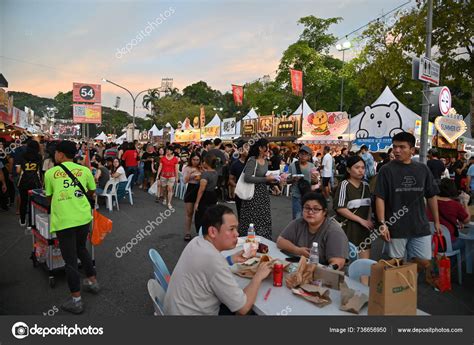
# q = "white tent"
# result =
<box><xmin>205</xmin><ymin>114</ymin><xmax>221</xmax><ymax>127</ymax></box>
<box><xmin>165</xmin><ymin>122</ymin><xmax>175</xmax><ymax>133</ymax></box>
<box><xmin>292</xmin><ymin>99</ymin><xmax>314</xmax><ymax>117</ymax></box>
<box><xmin>94</xmin><ymin>131</ymin><xmax>107</xmax><ymax>141</ymax></box>
<box><xmin>242</xmin><ymin>108</ymin><xmax>258</xmax><ymax>120</ymax></box>
<box><xmin>116</xmin><ymin>133</ymin><xmax>126</xmax><ymax>144</ymax></box>
<box><xmin>349</xmin><ymin>86</ymin><xmax>421</xmax><ymax>151</ymax></box>
<box><xmin>148</xmin><ymin>124</ymin><xmax>164</xmax><ymax>137</ymax></box>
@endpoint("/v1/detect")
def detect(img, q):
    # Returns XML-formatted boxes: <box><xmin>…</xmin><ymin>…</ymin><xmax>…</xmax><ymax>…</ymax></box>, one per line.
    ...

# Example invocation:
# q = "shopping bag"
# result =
<box><xmin>368</xmin><ymin>259</ymin><xmax>417</xmax><ymax>315</ymax></box>
<box><xmin>431</xmin><ymin>234</ymin><xmax>451</xmax><ymax>292</ymax></box>
<box><xmin>92</xmin><ymin>210</ymin><xmax>113</xmax><ymax>246</ymax></box>
<box><xmin>148</xmin><ymin>181</ymin><xmax>158</xmax><ymax>195</ymax></box>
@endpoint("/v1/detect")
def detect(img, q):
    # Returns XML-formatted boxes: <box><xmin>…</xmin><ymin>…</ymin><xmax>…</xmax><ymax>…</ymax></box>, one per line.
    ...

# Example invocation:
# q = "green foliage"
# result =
<box><xmin>182</xmin><ymin>81</ymin><xmax>222</xmax><ymax>106</ymax></box>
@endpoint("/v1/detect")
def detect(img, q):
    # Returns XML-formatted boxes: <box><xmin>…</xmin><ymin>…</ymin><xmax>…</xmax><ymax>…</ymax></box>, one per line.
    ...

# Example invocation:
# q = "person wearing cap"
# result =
<box><xmin>288</xmin><ymin>145</ymin><xmax>318</xmax><ymax>219</ymax></box>
<box><xmin>44</xmin><ymin>140</ymin><xmax>99</xmax><ymax>314</ymax></box>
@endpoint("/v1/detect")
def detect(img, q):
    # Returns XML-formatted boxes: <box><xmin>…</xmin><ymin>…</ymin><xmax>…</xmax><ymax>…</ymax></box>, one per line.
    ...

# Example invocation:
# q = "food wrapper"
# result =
<box><xmin>339</xmin><ymin>282</ymin><xmax>368</xmax><ymax>314</ymax></box>
<box><xmin>285</xmin><ymin>257</ymin><xmax>317</xmax><ymax>289</ymax></box>
<box><xmin>313</xmin><ymin>265</ymin><xmax>345</xmax><ymax>290</ymax></box>
<box><xmin>234</xmin><ymin>255</ymin><xmax>288</xmax><ymax>279</ymax></box>
<box><xmin>292</xmin><ymin>284</ymin><xmax>331</xmax><ymax>307</ymax></box>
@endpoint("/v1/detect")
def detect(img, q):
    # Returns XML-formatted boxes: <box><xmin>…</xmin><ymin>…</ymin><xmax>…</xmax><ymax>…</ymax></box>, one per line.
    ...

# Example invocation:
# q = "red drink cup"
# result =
<box><xmin>273</xmin><ymin>263</ymin><xmax>283</xmax><ymax>287</ymax></box>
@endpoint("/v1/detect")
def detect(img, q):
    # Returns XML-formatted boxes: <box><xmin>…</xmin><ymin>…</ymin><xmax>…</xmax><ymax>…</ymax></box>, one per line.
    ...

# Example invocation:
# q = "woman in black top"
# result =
<box><xmin>17</xmin><ymin>140</ymin><xmax>42</xmax><ymax>226</ymax></box>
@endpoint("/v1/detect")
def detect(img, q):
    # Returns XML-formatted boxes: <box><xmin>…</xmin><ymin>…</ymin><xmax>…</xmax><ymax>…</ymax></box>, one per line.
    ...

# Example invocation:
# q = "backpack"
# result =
<box><xmin>295</xmin><ymin>161</ymin><xmax>312</xmax><ymax>197</ymax></box>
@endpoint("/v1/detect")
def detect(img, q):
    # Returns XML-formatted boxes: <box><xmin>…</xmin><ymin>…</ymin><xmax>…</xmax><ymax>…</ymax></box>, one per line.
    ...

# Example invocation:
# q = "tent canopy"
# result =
<box><xmin>205</xmin><ymin>114</ymin><xmax>221</xmax><ymax>127</ymax></box>
<box><xmin>292</xmin><ymin>99</ymin><xmax>314</xmax><ymax>117</ymax></box>
<box><xmin>349</xmin><ymin>86</ymin><xmax>421</xmax><ymax>151</ymax></box>
<box><xmin>116</xmin><ymin>133</ymin><xmax>126</xmax><ymax>144</ymax></box>
<box><xmin>149</xmin><ymin>124</ymin><xmax>163</xmax><ymax>136</ymax></box>
<box><xmin>242</xmin><ymin>108</ymin><xmax>258</xmax><ymax>120</ymax></box>
<box><xmin>94</xmin><ymin>131</ymin><xmax>107</xmax><ymax>141</ymax></box>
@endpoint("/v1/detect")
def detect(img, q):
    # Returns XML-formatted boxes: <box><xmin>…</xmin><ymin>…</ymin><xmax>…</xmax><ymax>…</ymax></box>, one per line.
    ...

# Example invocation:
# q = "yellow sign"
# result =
<box><xmin>201</xmin><ymin>126</ymin><xmax>220</xmax><ymax>139</ymax></box>
<box><xmin>174</xmin><ymin>129</ymin><xmax>201</xmax><ymax>143</ymax></box>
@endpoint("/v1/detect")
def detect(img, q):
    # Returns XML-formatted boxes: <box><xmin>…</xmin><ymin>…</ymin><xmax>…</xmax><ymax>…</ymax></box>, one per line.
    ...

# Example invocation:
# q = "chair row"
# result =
<box><xmin>95</xmin><ymin>174</ymin><xmax>134</xmax><ymax>212</ymax></box>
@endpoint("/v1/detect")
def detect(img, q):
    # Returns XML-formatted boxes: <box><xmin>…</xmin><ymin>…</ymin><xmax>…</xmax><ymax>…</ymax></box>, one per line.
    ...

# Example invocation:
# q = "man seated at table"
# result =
<box><xmin>164</xmin><ymin>205</ymin><xmax>272</xmax><ymax>315</ymax></box>
<box><xmin>276</xmin><ymin>192</ymin><xmax>348</xmax><ymax>270</ymax></box>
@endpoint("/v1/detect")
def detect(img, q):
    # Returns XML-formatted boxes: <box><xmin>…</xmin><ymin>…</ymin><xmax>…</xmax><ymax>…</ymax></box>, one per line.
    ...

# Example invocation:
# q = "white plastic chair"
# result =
<box><xmin>124</xmin><ymin>174</ymin><xmax>134</xmax><ymax>205</ymax></box>
<box><xmin>348</xmin><ymin>258</ymin><xmax>377</xmax><ymax>282</ymax></box>
<box><xmin>95</xmin><ymin>180</ymin><xmax>116</xmax><ymax>212</ymax></box>
<box><xmin>429</xmin><ymin>222</ymin><xmax>462</xmax><ymax>285</ymax></box>
<box><xmin>147</xmin><ymin>279</ymin><xmax>166</xmax><ymax>316</ymax></box>
<box><xmin>284</xmin><ymin>184</ymin><xmax>292</xmax><ymax>197</ymax></box>
<box><xmin>174</xmin><ymin>172</ymin><xmax>186</xmax><ymax>200</ymax></box>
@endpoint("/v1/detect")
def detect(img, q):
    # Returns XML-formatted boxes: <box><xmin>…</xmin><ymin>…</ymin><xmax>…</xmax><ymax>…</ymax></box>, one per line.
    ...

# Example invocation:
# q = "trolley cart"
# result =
<box><xmin>29</xmin><ymin>189</ymin><xmax>95</xmax><ymax>288</ymax></box>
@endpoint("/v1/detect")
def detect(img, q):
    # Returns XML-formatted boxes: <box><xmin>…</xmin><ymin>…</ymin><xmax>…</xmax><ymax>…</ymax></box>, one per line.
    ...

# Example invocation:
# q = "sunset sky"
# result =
<box><xmin>1</xmin><ymin>0</ymin><xmax>411</xmax><ymax>117</ymax></box>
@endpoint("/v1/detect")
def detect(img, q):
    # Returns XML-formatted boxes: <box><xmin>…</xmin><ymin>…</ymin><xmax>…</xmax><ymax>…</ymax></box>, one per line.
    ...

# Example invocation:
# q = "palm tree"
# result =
<box><xmin>142</xmin><ymin>88</ymin><xmax>160</xmax><ymax>116</ymax></box>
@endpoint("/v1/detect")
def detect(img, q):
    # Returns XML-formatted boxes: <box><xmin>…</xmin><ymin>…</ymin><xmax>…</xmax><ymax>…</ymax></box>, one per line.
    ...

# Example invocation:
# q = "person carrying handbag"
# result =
<box><xmin>44</xmin><ymin>141</ymin><xmax>100</xmax><ymax>314</ymax></box>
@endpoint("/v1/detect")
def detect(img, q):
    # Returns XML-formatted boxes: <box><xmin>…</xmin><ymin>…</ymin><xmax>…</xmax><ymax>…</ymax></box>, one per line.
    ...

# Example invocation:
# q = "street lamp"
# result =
<box><xmin>336</xmin><ymin>41</ymin><xmax>352</xmax><ymax>111</ymax></box>
<box><xmin>102</xmin><ymin>78</ymin><xmax>157</xmax><ymax>141</ymax></box>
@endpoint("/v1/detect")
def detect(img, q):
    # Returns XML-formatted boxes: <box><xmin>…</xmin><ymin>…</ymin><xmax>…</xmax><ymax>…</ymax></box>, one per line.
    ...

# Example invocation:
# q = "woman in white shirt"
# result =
<box><xmin>111</xmin><ymin>158</ymin><xmax>128</xmax><ymax>200</ymax></box>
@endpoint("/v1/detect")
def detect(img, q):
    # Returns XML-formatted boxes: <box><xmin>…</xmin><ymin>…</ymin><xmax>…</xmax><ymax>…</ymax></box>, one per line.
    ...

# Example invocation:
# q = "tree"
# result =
<box><xmin>142</xmin><ymin>88</ymin><xmax>160</xmax><ymax>117</ymax></box>
<box><xmin>54</xmin><ymin>91</ymin><xmax>73</xmax><ymax>119</ymax></box>
<box><xmin>182</xmin><ymin>81</ymin><xmax>222</xmax><ymax>105</ymax></box>
<box><xmin>297</xmin><ymin>16</ymin><xmax>342</xmax><ymax>53</ymax></box>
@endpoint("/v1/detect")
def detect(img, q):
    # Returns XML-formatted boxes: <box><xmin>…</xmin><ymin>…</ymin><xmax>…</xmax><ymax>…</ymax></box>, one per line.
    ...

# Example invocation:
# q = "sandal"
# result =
<box><xmin>184</xmin><ymin>234</ymin><xmax>192</xmax><ymax>242</ymax></box>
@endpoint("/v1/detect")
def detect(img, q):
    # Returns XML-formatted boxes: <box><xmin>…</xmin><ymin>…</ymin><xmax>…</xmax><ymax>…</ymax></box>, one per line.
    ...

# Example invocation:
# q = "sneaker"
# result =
<box><xmin>60</xmin><ymin>298</ymin><xmax>84</xmax><ymax>314</ymax></box>
<box><xmin>19</xmin><ymin>219</ymin><xmax>26</xmax><ymax>227</ymax></box>
<box><xmin>168</xmin><ymin>204</ymin><xmax>174</xmax><ymax>210</ymax></box>
<box><xmin>83</xmin><ymin>279</ymin><xmax>101</xmax><ymax>294</ymax></box>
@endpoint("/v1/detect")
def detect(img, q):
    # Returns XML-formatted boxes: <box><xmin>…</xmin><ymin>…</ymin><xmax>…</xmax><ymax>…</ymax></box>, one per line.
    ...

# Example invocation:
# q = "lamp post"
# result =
<box><xmin>102</xmin><ymin>78</ymin><xmax>156</xmax><ymax>141</ymax></box>
<box><xmin>336</xmin><ymin>41</ymin><xmax>352</xmax><ymax>112</ymax></box>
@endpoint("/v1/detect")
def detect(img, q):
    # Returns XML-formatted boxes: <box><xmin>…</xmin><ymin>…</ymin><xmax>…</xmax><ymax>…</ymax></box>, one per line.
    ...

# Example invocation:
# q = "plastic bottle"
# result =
<box><xmin>309</xmin><ymin>242</ymin><xmax>319</xmax><ymax>265</ymax></box>
<box><xmin>247</xmin><ymin>223</ymin><xmax>256</xmax><ymax>242</ymax></box>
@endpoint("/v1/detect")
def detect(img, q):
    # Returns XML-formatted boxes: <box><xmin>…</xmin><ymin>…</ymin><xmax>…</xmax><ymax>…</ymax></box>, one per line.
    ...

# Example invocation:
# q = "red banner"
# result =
<box><xmin>73</xmin><ymin>83</ymin><xmax>101</xmax><ymax>103</ymax></box>
<box><xmin>290</xmin><ymin>69</ymin><xmax>303</xmax><ymax>96</ymax></box>
<box><xmin>232</xmin><ymin>84</ymin><xmax>244</xmax><ymax>105</ymax></box>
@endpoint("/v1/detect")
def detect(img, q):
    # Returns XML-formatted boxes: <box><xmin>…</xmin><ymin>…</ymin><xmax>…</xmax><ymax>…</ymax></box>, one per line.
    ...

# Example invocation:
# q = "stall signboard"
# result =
<box><xmin>414</xmin><ymin>119</ymin><xmax>435</xmax><ymax>136</ymax></box>
<box><xmin>0</xmin><ymin>89</ymin><xmax>12</xmax><ymax>124</ymax></box>
<box><xmin>299</xmin><ymin>111</ymin><xmax>349</xmax><ymax>141</ymax></box>
<box><xmin>202</xmin><ymin>126</ymin><xmax>220</xmax><ymax>139</ymax></box>
<box><xmin>73</xmin><ymin>83</ymin><xmax>101</xmax><ymax>103</ymax></box>
<box><xmin>433</xmin><ymin>134</ymin><xmax>457</xmax><ymax>150</ymax></box>
<box><xmin>242</xmin><ymin>119</ymin><xmax>257</xmax><ymax>137</ymax></box>
<box><xmin>258</xmin><ymin>115</ymin><xmax>274</xmax><ymax>136</ymax></box>
<box><xmin>73</xmin><ymin>104</ymin><xmax>102</xmax><ymax>124</ymax></box>
<box><xmin>274</xmin><ymin>115</ymin><xmax>301</xmax><ymax>137</ymax></box>
<box><xmin>174</xmin><ymin>129</ymin><xmax>201</xmax><ymax>143</ymax></box>
<box><xmin>434</xmin><ymin>115</ymin><xmax>466</xmax><ymax>144</ymax></box>
<box><xmin>221</xmin><ymin>117</ymin><xmax>236</xmax><ymax>136</ymax></box>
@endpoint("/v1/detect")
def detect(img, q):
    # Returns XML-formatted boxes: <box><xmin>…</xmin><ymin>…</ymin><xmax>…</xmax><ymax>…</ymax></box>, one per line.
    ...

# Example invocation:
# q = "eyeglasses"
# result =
<box><xmin>303</xmin><ymin>206</ymin><xmax>324</xmax><ymax>214</ymax></box>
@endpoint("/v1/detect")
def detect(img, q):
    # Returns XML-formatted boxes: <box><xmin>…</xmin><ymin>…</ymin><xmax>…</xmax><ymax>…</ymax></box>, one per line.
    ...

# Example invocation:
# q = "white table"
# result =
<box><xmin>460</xmin><ymin>224</ymin><xmax>474</xmax><ymax>274</ymax></box>
<box><xmin>223</xmin><ymin>237</ymin><xmax>428</xmax><ymax>316</ymax></box>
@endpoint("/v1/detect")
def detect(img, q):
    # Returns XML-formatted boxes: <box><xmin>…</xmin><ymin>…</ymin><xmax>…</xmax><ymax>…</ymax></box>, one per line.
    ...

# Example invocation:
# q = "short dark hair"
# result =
<box><xmin>324</xmin><ymin>146</ymin><xmax>330</xmax><ymax>152</ymax></box>
<box><xmin>360</xmin><ymin>145</ymin><xmax>368</xmax><ymax>151</ymax></box>
<box><xmin>392</xmin><ymin>132</ymin><xmax>416</xmax><ymax>148</ymax></box>
<box><xmin>213</xmin><ymin>138</ymin><xmax>222</xmax><ymax>146</ymax></box>
<box><xmin>345</xmin><ymin>156</ymin><xmax>365</xmax><ymax>179</ymax></box>
<box><xmin>438</xmin><ymin>178</ymin><xmax>459</xmax><ymax>198</ymax></box>
<box><xmin>301</xmin><ymin>192</ymin><xmax>328</xmax><ymax>210</ymax></box>
<box><xmin>203</xmin><ymin>140</ymin><xmax>212</xmax><ymax>147</ymax></box>
<box><xmin>203</xmin><ymin>153</ymin><xmax>217</xmax><ymax>169</ymax></box>
<box><xmin>56</xmin><ymin>140</ymin><xmax>77</xmax><ymax>159</ymax></box>
<box><xmin>201</xmin><ymin>205</ymin><xmax>235</xmax><ymax>236</ymax></box>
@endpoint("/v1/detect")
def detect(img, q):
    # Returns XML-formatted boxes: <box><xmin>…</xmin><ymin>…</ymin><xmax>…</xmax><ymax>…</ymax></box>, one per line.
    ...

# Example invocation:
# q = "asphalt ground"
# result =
<box><xmin>0</xmin><ymin>188</ymin><xmax>473</xmax><ymax>316</ymax></box>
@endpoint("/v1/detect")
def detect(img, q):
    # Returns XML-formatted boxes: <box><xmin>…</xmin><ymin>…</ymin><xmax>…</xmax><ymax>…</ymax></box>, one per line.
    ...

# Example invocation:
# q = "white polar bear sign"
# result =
<box><xmin>354</xmin><ymin>101</ymin><xmax>405</xmax><ymax>151</ymax></box>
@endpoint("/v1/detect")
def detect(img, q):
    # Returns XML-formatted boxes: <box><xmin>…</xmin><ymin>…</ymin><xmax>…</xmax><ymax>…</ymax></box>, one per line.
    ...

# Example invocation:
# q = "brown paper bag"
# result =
<box><xmin>368</xmin><ymin>259</ymin><xmax>417</xmax><ymax>315</ymax></box>
<box><xmin>291</xmin><ymin>284</ymin><xmax>332</xmax><ymax>307</ymax></box>
<box><xmin>313</xmin><ymin>265</ymin><xmax>345</xmax><ymax>290</ymax></box>
<box><xmin>339</xmin><ymin>282</ymin><xmax>369</xmax><ymax>314</ymax></box>
<box><xmin>285</xmin><ymin>257</ymin><xmax>317</xmax><ymax>288</ymax></box>
<box><xmin>234</xmin><ymin>256</ymin><xmax>288</xmax><ymax>279</ymax></box>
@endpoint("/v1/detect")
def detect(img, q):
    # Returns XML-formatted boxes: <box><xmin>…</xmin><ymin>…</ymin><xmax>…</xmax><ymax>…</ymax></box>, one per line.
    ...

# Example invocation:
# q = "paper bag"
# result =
<box><xmin>285</xmin><ymin>257</ymin><xmax>317</xmax><ymax>289</ymax></box>
<box><xmin>291</xmin><ymin>284</ymin><xmax>331</xmax><ymax>307</ymax></box>
<box><xmin>339</xmin><ymin>282</ymin><xmax>368</xmax><ymax>314</ymax></box>
<box><xmin>234</xmin><ymin>255</ymin><xmax>287</xmax><ymax>279</ymax></box>
<box><xmin>368</xmin><ymin>259</ymin><xmax>417</xmax><ymax>315</ymax></box>
<box><xmin>313</xmin><ymin>265</ymin><xmax>345</xmax><ymax>290</ymax></box>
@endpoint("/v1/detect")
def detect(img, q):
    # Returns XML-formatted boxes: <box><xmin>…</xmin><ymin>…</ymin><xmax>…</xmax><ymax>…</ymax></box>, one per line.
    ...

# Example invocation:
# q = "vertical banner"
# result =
<box><xmin>232</xmin><ymin>84</ymin><xmax>244</xmax><ymax>105</ymax></box>
<box><xmin>290</xmin><ymin>69</ymin><xmax>303</xmax><ymax>96</ymax></box>
<box><xmin>200</xmin><ymin>106</ymin><xmax>206</xmax><ymax>128</ymax></box>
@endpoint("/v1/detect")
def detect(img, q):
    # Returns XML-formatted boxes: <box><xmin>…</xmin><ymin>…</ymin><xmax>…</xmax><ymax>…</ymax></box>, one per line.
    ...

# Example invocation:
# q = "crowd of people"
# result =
<box><xmin>1</xmin><ymin>130</ymin><xmax>472</xmax><ymax>315</ymax></box>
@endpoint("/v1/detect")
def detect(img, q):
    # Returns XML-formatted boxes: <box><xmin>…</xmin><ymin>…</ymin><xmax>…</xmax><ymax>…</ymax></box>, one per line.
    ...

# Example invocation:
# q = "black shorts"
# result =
<box><xmin>184</xmin><ymin>183</ymin><xmax>199</xmax><ymax>203</ymax></box>
<box><xmin>322</xmin><ymin>177</ymin><xmax>331</xmax><ymax>187</ymax></box>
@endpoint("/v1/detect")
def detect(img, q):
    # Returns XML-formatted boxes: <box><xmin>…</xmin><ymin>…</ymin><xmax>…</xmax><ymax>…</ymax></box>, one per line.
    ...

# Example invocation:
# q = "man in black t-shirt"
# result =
<box><xmin>452</xmin><ymin>155</ymin><xmax>468</xmax><ymax>191</ymax></box>
<box><xmin>427</xmin><ymin>149</ymin><xmax>446</xmax><ymax>183</ymax></box>
<box><xmin>375</xmin><ymin>133</ymin><xmax>440</xmax><ymax>274</ymax></box>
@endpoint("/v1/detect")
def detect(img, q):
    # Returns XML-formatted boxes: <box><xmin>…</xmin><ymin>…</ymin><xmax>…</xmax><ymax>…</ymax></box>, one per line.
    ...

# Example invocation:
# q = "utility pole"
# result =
<box><xmin>419</xmin><ymin>0</ymin><xmax>433</xmax><ymax>164</ymax></box>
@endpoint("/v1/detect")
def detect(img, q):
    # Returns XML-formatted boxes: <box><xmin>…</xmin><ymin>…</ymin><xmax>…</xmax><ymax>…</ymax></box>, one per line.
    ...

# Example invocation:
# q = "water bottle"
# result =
<box><xmin>309</xmin><ymin>242</ymin><xmax>319</xmax><ymax>265</ymax></box>
<box><xmin>247</xmin><ymin>223</ymin><xmax>256</xmax><ymax>242</ymax></box>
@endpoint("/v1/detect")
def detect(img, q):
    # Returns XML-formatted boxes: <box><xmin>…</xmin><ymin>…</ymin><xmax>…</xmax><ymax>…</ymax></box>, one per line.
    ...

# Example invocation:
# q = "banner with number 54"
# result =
<box><xmin>73</xmin><ymin>82</ymin><xmax>101</xmax><ymax>103</ymax></box>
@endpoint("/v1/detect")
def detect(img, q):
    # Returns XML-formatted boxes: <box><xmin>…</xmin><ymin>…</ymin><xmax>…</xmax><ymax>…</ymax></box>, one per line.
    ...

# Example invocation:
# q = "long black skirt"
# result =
<box><xmin>238</xmin><ymin>183</ymin><xmax>272</xmax><ymax>239</ymax></box>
